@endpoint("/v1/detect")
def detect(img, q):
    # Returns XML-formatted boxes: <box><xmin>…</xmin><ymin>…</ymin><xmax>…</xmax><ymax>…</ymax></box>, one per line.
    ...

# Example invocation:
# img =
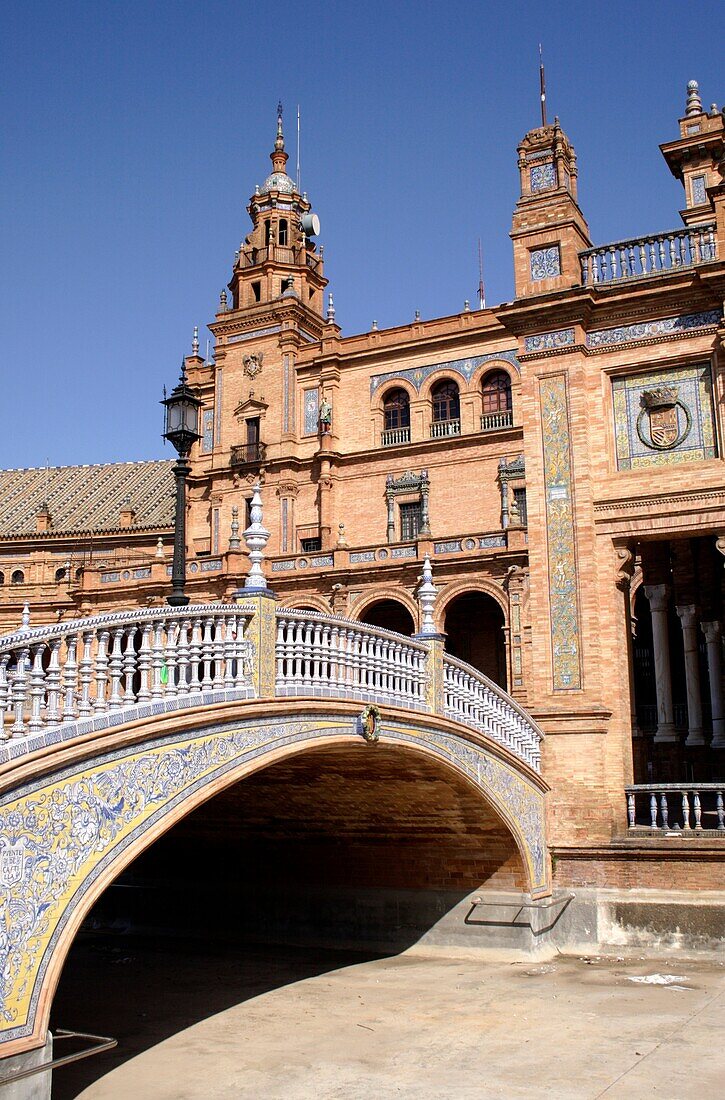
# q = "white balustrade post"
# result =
<box><xmin>93</xmin><ymin>629</ymin><xmax>110</xmax><ymax>712</ymax></box>
<box><xmin>11</xmin><ymin>647</ymin><xmax>30</xmax><ymax>736</ymax></box>
<box><xmin>28</xmin><ymin>644</ymin><xmax>46</xmax><ymax>731</ymax></box>
<box><xmin>676</xmin><ymin>605</ymin><xmax>704</xmax><ymax>746</ymax></box>
<box><xmin>243</xmin><ymin>482</ymin><xmax>271</xmax><ymax>591</ymax></box>
<box><xmin>61</xmin><ymin>635</ymin><xmax>78</xmax><ymax>722</ymax></box>
<box><xmin>77</xmin><ymin>630</ymin><xmax>95</xmax><ymax>717</ymax></box>
<box><xmin>108</xmin><ymin>628</ymin><xmax>125</xmax><ymax>709</ymax></box>
<box><xmin>45</xmin><ymin>638</ymin><xmax>63</xmax><ymax>724</ymax></box>
<box><xmin>644</xmin><ymin>585</ymin><xmax>677</xmax><ymax>742</ymax></box>
<box><xmin>701</xmin><ymin>621</ymin><xmax>725</xmax><ymax>748</ymax></box>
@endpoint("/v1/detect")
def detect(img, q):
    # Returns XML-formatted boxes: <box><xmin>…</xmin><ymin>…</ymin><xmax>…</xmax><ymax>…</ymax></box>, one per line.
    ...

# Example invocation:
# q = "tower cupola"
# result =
<box><xmin>225</xmin><ymin>103</ymin><xmax>327</xmax><ymax>316</ymax></box>
<box><xmin>510</xmin><ymin>117</ymin><xmax>591</xmax><ymax>298</ymax></box>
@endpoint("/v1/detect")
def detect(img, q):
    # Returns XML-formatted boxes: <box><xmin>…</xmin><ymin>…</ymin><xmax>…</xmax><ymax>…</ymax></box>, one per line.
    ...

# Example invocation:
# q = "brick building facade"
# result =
<box><xmin>2</xmin><ymin>83</ymin><xmax>725</xmax><ymax>894</ymax></box>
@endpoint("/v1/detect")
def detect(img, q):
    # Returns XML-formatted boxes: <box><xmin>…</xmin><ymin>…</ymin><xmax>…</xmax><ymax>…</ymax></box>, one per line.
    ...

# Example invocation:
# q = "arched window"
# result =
<box><xmin>264</xmin><ymin>219</ymin><xmax>272</xmax><ymax>246</ymax></box>
<box><xmin>11</xmin><ymin>569</ymin><xmax>24</xmax><ymax>585</ymax></box>
<box><xmin>75</xmin><ymin>567</ymin><xmax>83</xmax><ymax>581</ymax></box>
<box><xmin>431</xmin><ymin>380</ymin><xmax>460</xmax><ymax>423</ymax></box>
<box><xmin>482</xmin><ymin>370</ymin><xmax>512</xmax><ymax>413</ymax></box>
<box><xmin>0</xmin><ymin>571</ymin><xmax>4</xmax><ymax>585</ymax></box>
<box><xmin>383</xmin><ymin>389</ymin><xmax>410</xmax><ymax>431</ymax></box>
<box><xmin>278</xmin><ymin>218</ymin><xmax>288</xmax><ymax>246</ymax></box>
<box><xmin>55</xmin><ymin>567</ymin><xmax>68</xmax><ymax>582</ymax></box>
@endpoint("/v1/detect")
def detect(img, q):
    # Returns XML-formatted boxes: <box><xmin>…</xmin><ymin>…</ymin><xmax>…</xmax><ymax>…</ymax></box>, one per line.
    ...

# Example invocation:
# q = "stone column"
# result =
<box><xmin>702</xmin><ymin>620</ymin><xmax>725</xmax><ymax>748</ymax></box>
<box><xmin>676</xmin><ymin>605</ymin><xmax>705</xmax><ymax>746</ymax></box>
<box><xmin>644</xmin><ymin>584</ymin><xmax>677</xmax><ymax>742</ymax></box>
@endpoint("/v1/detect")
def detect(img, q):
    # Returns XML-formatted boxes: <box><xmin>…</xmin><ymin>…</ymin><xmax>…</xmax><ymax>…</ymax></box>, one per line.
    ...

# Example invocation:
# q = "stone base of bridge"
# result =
<box><xmin>0</xmin><ymin>1033</ymin><xmax>51</xmax><ymax>1100</ymax></box>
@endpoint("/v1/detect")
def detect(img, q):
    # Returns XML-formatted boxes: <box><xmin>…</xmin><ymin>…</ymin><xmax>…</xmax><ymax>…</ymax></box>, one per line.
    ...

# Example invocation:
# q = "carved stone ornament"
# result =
<box><xmin>359</xmin><ymin>703</ymin><xmax>381</xmax><ymax>743</ymax></box>
<box><xmin>615</xmin><ymin>545</ymin><xmax>635</xmax><ymax>591</ymax></box>
<box><xmin>637</xmin><ymin>387</ymin><xmax>691</xmax><ymax>451</ymax></box>
<box><xmin>243</xmin><ymin>351</ymin><xmax>263</xmax><ymax>379</ymax></box>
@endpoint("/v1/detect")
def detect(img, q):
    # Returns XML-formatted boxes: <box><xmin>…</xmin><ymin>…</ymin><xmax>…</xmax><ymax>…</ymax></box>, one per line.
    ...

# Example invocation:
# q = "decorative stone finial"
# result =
<box><xmin>21</xmin><ymin>602</ymin><xmax>31</xmax><ymax>630</ymax></box>
<box><xmin>282</xmin><ymin>275</ymin><xmax>297</xmax><ymax>297</ymax></box>
<box><xmin>243</xmin><ymin>483</ymin><xmax>270</xmax><ymax>590</ymax></box>
<box><xmin>327</xmin><ymin>292</ymin><xmax>336</xmax><ymax>323</ymax></box>
<box><xmin>155</xmin><ymin>537</ymin><xmax>165</xmax><ymax>558</ymax></box>
<box><xmin>686</xmin><ymin>80</ymin><xmax>702</xmax><ymax>117</ymax></box>
<box><xmin>463</xmin><ymin>299</ymin><xmax>470</xmax><ymax>311</ymax></box>
<box><xmin>336</xmin><ymin>522</ymin><xmax>348</xmax><ymax>548</ymax></box>
<box><xmin>192</xmin><ymin>326</ymin><xmax>199</xmax><ymax>356</ymax></box>
<box><xmin>371</xmin><ymin>319</ymin><xmax>378</xmax><ymax>331</ymax></box>
<box><xmin>417</xmin><ymin>554</ymin><xmax>437</xmax><ymax>635</ymax></box>
<box><xmin>275</xmin><ymin>100</ymin><xmax>285</xmax><ymax>151</ymax></box>
<box><xmin>414</xmin><ymin>310</ymin><xmax>421</xmax><ymax>322</ymax></box>
<box><xmin>219</xmin><ymin>288</ymin><xmax>228</xmax><ymax>311</ymax></box>
<box><xmin>229</xmin><ymin>505</ymin><xmax>241</xmax><ymax>550</ymax></box>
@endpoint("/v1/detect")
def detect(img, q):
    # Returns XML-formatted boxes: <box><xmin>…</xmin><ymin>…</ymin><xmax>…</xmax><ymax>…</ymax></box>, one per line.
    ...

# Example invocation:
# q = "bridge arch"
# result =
<box><xmin>0</xmin><ymin>700</ymin><xmax>548</xmax><ymax>1056</ymax></box>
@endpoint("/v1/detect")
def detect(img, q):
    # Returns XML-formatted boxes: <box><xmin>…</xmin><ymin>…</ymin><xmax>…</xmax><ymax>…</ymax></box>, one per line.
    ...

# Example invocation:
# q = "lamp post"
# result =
<box><xmin>162</xmin><ymin>363</ymin><xmax>202</xmax><ymax>606</ymax></box>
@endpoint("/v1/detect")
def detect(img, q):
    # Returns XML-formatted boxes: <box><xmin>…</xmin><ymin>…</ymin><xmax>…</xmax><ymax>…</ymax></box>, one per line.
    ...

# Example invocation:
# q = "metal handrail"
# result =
<box><xmin>0</xmin><ymin>1029</ymin><xmax>117</xmax><ymax>1085</ymax></box>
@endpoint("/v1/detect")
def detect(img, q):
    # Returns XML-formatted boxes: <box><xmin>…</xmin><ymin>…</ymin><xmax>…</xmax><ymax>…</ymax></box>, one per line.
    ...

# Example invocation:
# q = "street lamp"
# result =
<box><xmin>162</xmin><ymin>362</ymin><xmax>202</xmax><ymax>606</ymax></box>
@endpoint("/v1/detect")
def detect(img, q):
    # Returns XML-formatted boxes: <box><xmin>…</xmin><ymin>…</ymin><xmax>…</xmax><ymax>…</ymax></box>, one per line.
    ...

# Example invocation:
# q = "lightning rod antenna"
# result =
<box><xmin>478</xmin><ymin>239</ymin><xmax>486</xmax><ymax>310</ymax></box>
<box><xmin>296</xmin><ymin>105</ymin><xmax>301</xmax><ymax>192</ymax></box>
<box><xmin>539</xmin><ymin>44</ymin><xmax>547</xmax><ymax>127</ymax></box>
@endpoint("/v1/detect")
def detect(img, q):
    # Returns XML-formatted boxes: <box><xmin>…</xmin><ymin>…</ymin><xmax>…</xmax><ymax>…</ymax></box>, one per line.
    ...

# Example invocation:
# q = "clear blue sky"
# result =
<box><xmin>2</xmin><ymin>0</ymin><xmax>722</xmax><ymax>469</ymax></box>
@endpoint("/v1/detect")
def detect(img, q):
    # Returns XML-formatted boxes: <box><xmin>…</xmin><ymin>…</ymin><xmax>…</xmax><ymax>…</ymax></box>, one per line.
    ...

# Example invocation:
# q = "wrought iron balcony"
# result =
<box><xmin>580</xmin><ymin>223</ymin><xmax>717</xmax><ymax>285</ymax></box>
<box><xmin>230</xmin><ymin>442</ymin><xmax>267</xmax><ymax>467</ymax></box>
<box><xmin>480</xmin><ymin>410</ymin><xmax>513</xmax><ymax>432</ymax></box>
<box><xmin>430</xmin><ymin>419</ymin><xmax>461</xmax><ymax>439</ymax></box>
<box><xmin>381</xmin><ymin>426</ymin><xmax>411</xmax><ymax>447</ymax></box>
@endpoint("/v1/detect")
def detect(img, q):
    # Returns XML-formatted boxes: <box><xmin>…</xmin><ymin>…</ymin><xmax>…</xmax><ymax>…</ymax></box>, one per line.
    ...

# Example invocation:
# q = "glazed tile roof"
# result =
<box><xmin>0</xmin><ymin>459</ymin><xmax>176</xmax><ymax>537</ymax></box>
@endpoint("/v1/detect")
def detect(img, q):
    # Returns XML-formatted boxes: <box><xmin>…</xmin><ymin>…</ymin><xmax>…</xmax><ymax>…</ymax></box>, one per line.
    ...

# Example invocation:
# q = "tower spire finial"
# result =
<box><xmin>275</xmin><ymin>100</ymin><xmax>285</xmax><ymax>151</ymax></box>
<box><xmin>539</xmin><ymin>44</ymin><xmax>547</xmax><ymax>127</ymax></box>
<box><xmin>685</xmin><ymin>80</ymin><xmax>702</xmax><ymax>117</ymax></box>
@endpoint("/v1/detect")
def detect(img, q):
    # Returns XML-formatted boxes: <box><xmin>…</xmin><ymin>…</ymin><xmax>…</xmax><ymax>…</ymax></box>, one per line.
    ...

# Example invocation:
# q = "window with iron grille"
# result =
<box><xmin>513</xmin><ymin>488</ymin><xmax>528</xmax><ymax>526</ymax></box>
<box><xmin>300</xmin><ymin>537</ymin><xmax>322</xmax><ymax>553</ymax></box>
<box><xmin>399</xmin><ymin>501</ymin><xmax>422</xmax><ymax>541</ymax></box>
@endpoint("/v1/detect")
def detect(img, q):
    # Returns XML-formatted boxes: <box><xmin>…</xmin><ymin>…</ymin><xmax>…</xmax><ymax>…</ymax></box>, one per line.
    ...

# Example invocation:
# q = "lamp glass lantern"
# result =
<box><xmin>162</xmin><ymin>368</ymin><xmax>202</xmax><ymax>455</ymax></box>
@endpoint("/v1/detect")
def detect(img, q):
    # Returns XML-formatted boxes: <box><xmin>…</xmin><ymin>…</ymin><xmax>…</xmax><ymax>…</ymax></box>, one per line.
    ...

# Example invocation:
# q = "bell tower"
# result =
<box><xmin>510</xmin><ymin>117</ymin><xmax>591</xmax><ymax>298</ymax></box>
<box><xmin>228</xmin><ymin>102</ymin><xmax>327</xmax><ymax>315</ymax></box>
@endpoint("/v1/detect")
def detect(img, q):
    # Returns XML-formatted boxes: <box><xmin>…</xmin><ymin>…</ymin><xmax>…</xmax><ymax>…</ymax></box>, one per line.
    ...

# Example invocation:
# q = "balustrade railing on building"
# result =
<box><xmin>626</xmin><ymin>784</ymin><xmax>725</xmax><ymax>834</ymax></box>
<box><xmin>480</xmin><ymin>410</ymin><xmax>513</xmax><ymax>432</ymax></box>
<box><xmin>275</xmin><ymin>611</ymin><xmax>428</xmax><ymax>709</ymax></box>
<box><xmin>0</xmin><ymin>606</ymin><xmax>254</xmax><ymax>740</ymax></box>
<box><xmin>443</xmin><ymin>654</ymin><xmax>542</xmax><ymax>771</ymax></box>
<box><xmin>430</xmin><ymin>419</ymin><xmax>461</xmax><ymax>439</ymax></box>
<box><xmin>579</xmin><ymin>224</ymin><xmax>716</xmax><ymax>285</ymax></box>
<box><xmin>380</xmin><ymin>426</ymin><xmax>411</xmax><ymax>447</ymax></box>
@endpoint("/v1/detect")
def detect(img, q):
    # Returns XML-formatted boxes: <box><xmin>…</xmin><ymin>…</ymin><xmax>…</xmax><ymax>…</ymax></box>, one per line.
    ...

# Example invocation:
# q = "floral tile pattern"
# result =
<box><xmin>539</xmin><ymin>374</ymin><xmax>581</xmax><ymax>690</ymax></box>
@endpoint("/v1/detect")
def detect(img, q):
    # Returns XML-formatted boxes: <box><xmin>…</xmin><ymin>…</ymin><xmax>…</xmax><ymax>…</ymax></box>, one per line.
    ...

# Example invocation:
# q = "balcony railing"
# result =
<box><xmin>430</xmin><ymin>419</ymin><xmax>461</xmax><ymax>439</ymax></box>
<box><xmin>381</xmin><ymin>426</ymin><xmax>411</xmax><ymax>447</ymax></box>
<box><xmin>230</xmin><ymin>442</ymin><xmax>267</xmax><ymax>467</ymax></box>
<box><xmin>579</xmin><ymin>224</ymin><xmax>717</xmax><ymax>285</ymax></box>
<box><xmin>480</xmin><ymin>410</ymin><xmax>513</xmax><ymax>432</ymax></box>
<box><xmin>626</xmin><ymin>784</ymin><xmax>725</xmax><ymax>834</ymax></box>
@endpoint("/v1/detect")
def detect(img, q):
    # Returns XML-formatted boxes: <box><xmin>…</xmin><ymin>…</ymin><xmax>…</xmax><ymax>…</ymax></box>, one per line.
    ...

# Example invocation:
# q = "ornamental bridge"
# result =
<box><xmin>0</xmin><ymin>564</ymin><xmax>548</xmax><ymax>1060</ymax></box>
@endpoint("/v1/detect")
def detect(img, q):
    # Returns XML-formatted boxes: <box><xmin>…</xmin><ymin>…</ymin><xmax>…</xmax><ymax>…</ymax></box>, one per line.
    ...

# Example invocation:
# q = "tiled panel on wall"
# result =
<box><xmin>539</xmin><ymin>373</ymin><xmax>582</xmax><ymax>691</ymax></box>
<box><xmin>611</xmin><ymin>362</ymin><xmax>717</xmax><ymax>471</ymax></box>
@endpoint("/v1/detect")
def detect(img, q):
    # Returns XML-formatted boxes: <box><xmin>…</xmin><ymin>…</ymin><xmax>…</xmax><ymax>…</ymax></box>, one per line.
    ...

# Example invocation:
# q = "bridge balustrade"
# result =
<box><xmin>275</xmin><ymin>610</ymin><xmax>428</xmax><ymax>708</ymax></box>
<box><xmin>444</xmin><ymin>654</ymin><xmax>540</xmax><ymax>771</ymax></box>
<box><xmin>0</xmin><ymin>604</ymin><xmax>543</xmax><ymax>773</ymax></box>
<box><xmin>0</xmin><ymin>606</ymin><xmax>254</xmax><ymax>739</ymax></box>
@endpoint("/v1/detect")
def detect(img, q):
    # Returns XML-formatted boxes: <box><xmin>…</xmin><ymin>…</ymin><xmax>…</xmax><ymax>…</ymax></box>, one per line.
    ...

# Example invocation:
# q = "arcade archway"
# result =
<box><xmin>358</xmin><ymin>598</ymin><xmax>415</xmax><ymax>636</ymax></box>
<box><xmin>443</xmin><ymin>591</ymin><xmax>507</xmax><ymax>689</ymax></box>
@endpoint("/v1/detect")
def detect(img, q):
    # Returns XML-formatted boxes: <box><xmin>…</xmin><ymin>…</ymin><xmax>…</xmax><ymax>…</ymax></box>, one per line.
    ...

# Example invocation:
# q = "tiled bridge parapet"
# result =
<box><xmin>0</xmin><ymin>600</ymin><xmax>544</xmax><ymax>773</ymax></box>
<box><xmin>0</xmin><ymin>599</ymin><xmax>548</xmax><ymax>1057</ymax></box>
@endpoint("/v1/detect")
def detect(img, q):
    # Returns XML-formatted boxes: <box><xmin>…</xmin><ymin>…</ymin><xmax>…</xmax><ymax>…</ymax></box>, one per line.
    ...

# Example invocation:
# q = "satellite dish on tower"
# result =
<box><xmin>300</xmin><ymin>212</ymin><xmax>320</xmax><ymax>238</ymax></box>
